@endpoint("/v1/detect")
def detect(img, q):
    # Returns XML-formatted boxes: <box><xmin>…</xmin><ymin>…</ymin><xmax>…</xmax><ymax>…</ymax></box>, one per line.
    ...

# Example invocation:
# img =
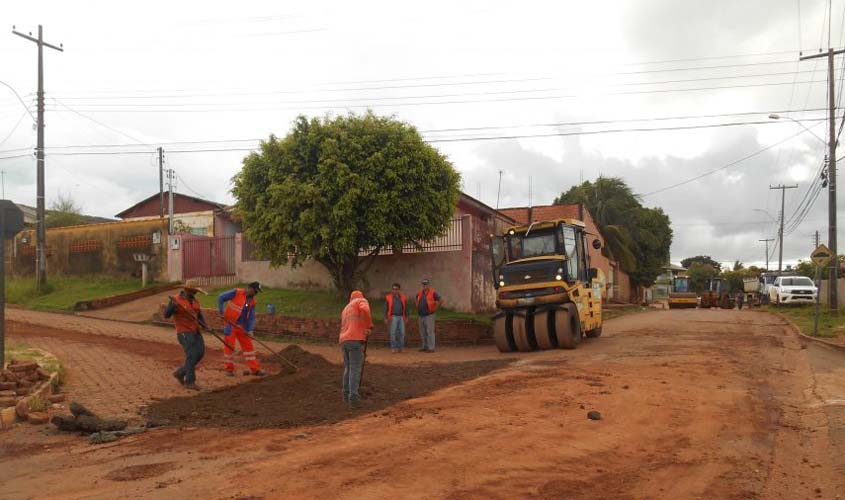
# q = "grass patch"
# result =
<box><xmin>5</xmin><ymin>342</ymin><xmax>65</xmax><ymax>384</ymax></box>
<box><xmin>604</xmin><ymin>305</ymin><xmax>649</xmax><ymax>321</ymax></box>
<box><xmin>197</xmin><ymin>285</ymin><xmax>491</xmax><ymax>325</ymax></box>
<box><xmin>6</xmin><ymin>275</ymin><xmax>148</xmax><ymax>311</ymax></box>
<box><xmin>760</xmin><ymin>304</ymin><xmax>843</xmax><ymax>339</ymax></box>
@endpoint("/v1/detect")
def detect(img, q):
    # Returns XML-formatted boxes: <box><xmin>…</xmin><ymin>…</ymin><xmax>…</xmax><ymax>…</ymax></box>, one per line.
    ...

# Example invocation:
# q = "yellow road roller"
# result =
<box><xmin>667</xmin><ymin>276</ymin><xmax>697</xmax><ymax>309</ymax></box>
<box><xmin>491</xmin><ymin>218</ymin><xmax>603</xmax><ymax>352</ymax></box>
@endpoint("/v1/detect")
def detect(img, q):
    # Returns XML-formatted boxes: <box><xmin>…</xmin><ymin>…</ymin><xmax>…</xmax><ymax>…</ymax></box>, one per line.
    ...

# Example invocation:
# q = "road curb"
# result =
<box><xmin>772</xmin><ymin>311</ymin><xmax>845</xmax><ymax>352</ymax></box>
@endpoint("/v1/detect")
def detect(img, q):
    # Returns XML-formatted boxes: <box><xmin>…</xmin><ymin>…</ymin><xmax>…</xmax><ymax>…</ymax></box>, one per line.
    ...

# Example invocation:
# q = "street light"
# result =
<box><xmin>768</xmin><ymin>113</ymin><xmax>827</xmax><ymax>144</ymax></box>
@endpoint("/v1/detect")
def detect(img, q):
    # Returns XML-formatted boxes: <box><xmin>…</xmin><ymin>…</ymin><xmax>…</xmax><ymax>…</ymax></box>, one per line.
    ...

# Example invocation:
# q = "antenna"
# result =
<box><xmin>496</xmin><ymin>170</ymin><xmax>503</xmax><ymax>209</ymax></box>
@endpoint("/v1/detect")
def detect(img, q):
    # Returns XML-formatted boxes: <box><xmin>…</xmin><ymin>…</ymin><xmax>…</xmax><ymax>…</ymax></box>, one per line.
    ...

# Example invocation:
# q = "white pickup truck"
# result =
<box><xmin>769</xmin><ymin>275</ymin><xmax>818</xmax><ymax>304</ymax></box>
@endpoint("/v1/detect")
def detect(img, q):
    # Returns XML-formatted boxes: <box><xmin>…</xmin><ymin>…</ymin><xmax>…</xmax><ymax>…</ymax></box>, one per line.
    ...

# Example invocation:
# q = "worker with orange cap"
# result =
<box><xmin>339</xmin><ymin>290</ymin><xmax>373</xmax><ymax>408</ymax></box>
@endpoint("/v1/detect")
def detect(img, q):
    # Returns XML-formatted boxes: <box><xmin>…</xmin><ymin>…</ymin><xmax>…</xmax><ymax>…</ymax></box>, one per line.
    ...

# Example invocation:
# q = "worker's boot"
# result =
<box><xmin>185</xmin><ymin>383</ymin><xmax>201</xmax><ymax>391</ymax></box>
<box><xmin>172</xmin><ymin>370</ymin><xmax>185</xmax><ymax>385</ymax></box>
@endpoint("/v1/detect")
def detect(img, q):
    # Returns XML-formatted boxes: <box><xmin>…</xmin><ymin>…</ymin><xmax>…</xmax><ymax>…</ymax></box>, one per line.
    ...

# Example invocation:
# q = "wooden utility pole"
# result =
<box><xmin>801</xmin><ymin>47</ymin><xmax>845</xmax><ymax>312</ymax></box>
<box><xmin>12</xmin><ymin>25</ymin><xmax>63</xmax><ymax>291</ymax></box>
<box><xmin>770</xmin><ymin>184</ymin><xmax>798</xmax><ymax>276</ymax></box>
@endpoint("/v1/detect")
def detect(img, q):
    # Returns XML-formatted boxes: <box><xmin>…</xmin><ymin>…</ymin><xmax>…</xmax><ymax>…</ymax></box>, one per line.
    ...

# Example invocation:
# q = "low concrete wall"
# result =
<box><xmin>73</xmin><ymin>283</ymin><xmax>181</xmax><ymax>311</ymax></box>
<box><xmin>154</xmin><ymin>304</ymin><xmax>492</xmax><ymax>346</ymax></box>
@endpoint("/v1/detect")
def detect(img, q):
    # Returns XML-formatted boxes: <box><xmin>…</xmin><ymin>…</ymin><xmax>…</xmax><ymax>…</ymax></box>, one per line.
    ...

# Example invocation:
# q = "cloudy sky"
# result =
<box><xmin>0</xmin><ymin>0</ymin><xmax>841</xmax><ymax>268</ymax></box>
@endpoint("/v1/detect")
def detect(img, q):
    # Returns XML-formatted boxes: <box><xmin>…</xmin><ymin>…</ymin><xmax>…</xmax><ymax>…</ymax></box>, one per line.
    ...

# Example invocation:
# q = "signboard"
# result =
<box><xmin>811</xmin><ymin>244</ymin><xmax>834</xmax><ymax>267</ymax></box>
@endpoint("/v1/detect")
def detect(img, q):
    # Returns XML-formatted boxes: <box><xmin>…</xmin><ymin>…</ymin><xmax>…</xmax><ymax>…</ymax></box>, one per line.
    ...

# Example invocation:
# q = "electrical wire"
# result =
<box><xmin>641</xmin><ymin>123</ymin><xmax>825</xmax><ymax>197</ymax></box>
<box><xmin>43</xmin><ymin>79</ymin><xmax>832</xmax><ymax>113</ymax></box>
<box><xmin>0</xmin><ymin>81</ymin><xmax>36</xmax><ymax>122</ymax></box>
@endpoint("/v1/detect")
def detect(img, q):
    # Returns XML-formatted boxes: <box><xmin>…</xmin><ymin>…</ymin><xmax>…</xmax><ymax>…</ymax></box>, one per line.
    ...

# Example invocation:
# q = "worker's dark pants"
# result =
<box><xmin>176</xmin><ymin>331</ymin><xmax>205</xmax><ymax>385</ymax></box>
<box><xmin>341</xmin><ymin>340</ymin><xmax>364</xmax><ymax>402</ymax></box>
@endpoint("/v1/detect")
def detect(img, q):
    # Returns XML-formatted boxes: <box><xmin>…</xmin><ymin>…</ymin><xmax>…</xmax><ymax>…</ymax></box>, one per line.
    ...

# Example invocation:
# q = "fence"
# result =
<box><xmin>359</xmin><ymin>217</ymin><xmax>464</xmax><ymax>256</ymax></box>
<box><xmin>182</xmin><ymin>235</ymin><xmax>236</xmax><ymax>279</ymax></box>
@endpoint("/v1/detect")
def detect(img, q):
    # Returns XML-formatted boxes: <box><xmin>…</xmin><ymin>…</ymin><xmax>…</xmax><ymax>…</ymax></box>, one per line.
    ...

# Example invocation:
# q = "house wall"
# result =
<box><xmin>12</xmin><ymin>219</ymin><xmax>169</xmax><ymax>280</ymax></box>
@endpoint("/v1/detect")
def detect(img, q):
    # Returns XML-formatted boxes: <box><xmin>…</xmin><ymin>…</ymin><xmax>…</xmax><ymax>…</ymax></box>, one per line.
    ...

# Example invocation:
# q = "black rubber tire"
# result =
<box><xmin>512</xmin><ymin>314</ymin><xmax>535</xmax><ymax>352</ymax></box>
<box><xmin>533</xmin><ymin>310</ymin><xmax>557</xmax><ymax>349</ymax></box>
<box><xmin>585</xmin><ymin>325</ymin><xmax>602</xmax><ymax>338</ymax></box>
<box><xmin>555</xmin><ymin>304</ymin><xmax>582</xmax><ymax>349</ymax></box>
<box><xmin>493</xmin><ymin>315</ymin><xmax>514</xmax><ymax>353</ymax></box>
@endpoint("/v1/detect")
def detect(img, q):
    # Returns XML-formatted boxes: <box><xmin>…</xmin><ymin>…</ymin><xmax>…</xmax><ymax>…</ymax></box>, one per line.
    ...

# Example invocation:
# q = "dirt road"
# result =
<box><xmin>1</xmin><ymin>309</ymin><xmax>843</xmax><ymax>500</ymax></box>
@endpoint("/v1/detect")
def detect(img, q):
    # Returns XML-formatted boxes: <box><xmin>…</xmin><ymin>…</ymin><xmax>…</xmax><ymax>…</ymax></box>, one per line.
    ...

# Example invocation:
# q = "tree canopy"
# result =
<box><xmin>681</xmin><ymin>255</ymin><xmax>722</xmax><ymax>272</ymax></box>
<box><xmin>555</xmin><ymin>176</ymin><xmax>673</xmax><ymax>288</ymax></box>
<box><xmin>232</xmin><ymin>112</ymin><xmax>461</xmax><ymax>294</ymax></box>
<box><xmin>46</xmin><ymin>193</ymin><xmax>85</xmax><ymax>228</ymax></box>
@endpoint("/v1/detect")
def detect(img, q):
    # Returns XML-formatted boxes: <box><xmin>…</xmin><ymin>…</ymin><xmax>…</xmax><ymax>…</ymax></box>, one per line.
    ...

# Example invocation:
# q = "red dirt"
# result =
<box><xmin>1</xmin><ymin>309</ymin><xmax>843</xmax><ymax>500</ymax></box>
<box><xmin>147</xmin><ymin>345</ymin><xmax>512</xmax><ymax>429</ymax></box>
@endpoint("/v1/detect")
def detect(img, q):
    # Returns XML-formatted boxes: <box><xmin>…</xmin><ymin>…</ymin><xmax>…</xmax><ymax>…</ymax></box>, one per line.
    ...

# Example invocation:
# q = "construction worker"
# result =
<box><xmin>218</xmin><ymin>281</ymin><xmax>266</xmax><ymax>377</ymax></box>
<box><xmin>416</xmin><ymin>278</ymin><xmax>443</xmax><ymax>353</ymax></box>
<box><xmin>340</xmin><ymin>290</ymin><xmax>373</xmax><ymax>408</ymax></box>
<box><xmin>384</xmin><ymin>282</ymin><xmax>408</xmax><ymax>353</ymax></box>
<box><xmin>164</xmin><ymin>279</ymin><xmax>210</xmax><ymax>391</ymax></box>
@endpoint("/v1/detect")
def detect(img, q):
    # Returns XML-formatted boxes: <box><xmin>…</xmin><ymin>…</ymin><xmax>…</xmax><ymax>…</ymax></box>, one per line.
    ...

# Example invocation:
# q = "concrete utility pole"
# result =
<box><xmin>158</xmin><ymin>147</ymin><xmax>164</xmax><ymax>218</ymax></box>
<box><xmin>12</xmin><ymin>25</ymin><xmax>63</xmax><ymax>291</ymax></box>
<box><xmin>801</xmin><ymin>47</ymin><xmax>845</xmax><ymax>312</ymax></box>
<box><xmin>758</xmin><ymin>238</ymin><xmax>774</xmax><ymax>270</ymax></box>
<box><xmin>770</xmin><ymin>184</ymin><xmax>798</xmax><ymax>276</ymax></box>
<box><xmin>167</xmin><ymin>168</ymin><xmax>175</xmax><ymax>233</ymax></box>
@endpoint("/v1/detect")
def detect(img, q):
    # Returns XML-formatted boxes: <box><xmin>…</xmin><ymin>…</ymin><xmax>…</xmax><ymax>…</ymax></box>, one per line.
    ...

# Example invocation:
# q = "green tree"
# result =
<box><xmin>46</xmin><ymin>193</ymin><xmax>85</xmax><ymax>228</ymax></box>
<box><xmin>232</xmin><ymin>112</ymin><xmax>461</xmax><ymax>294</ymax></box>
<box><xmin>555</xmin><ymin>176</ymin><xmax>673</xmax><ymax>287</ymax></box>
<box><xmin>688</xmin><ymin>262</ymin><xmax>718</xmax><ymax>293</ymax></box>
<box><xmin>681</xmin><ymin>255</ymin><xmax>722</xmax><ymax>271</ymax></box>
<box><xmin>732</xmin><ymin>260</ymin><xmax>744</xmax><ymax>271</ymax></box>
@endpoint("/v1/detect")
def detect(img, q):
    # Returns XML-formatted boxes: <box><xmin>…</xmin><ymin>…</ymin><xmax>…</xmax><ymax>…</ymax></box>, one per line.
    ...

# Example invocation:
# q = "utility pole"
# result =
<box><xmin>758</xmin><ymin>238</ymin><xmax>774</xmax><ymax>270</ymax></box>
<box><xmin>496</xmin><ymin>170</ymin><xmax>503</xmax><ymax>210</ymax></box>
<box><xmin>770</xmin><ymin>184</ymin><xmax>798</xmax><ymax>276</ymax></box>
<box><xmin>815</xmin><ymin>230</ymin><xmax>820</xmax><ymax>248</ymax></box>
<box><xmin>12</xmin><ymin>25</ymin><xmax>63</xmax><ymax>291</ymax></box>
<box><xmin>158</xmin><ymin>147</ymin><xmax>164</xmax><ymax>218</ymax></box>
<box><xmin>167</xmin><ymin>168</ymin><xmax>175</xmax><ymax>233</ymax></box>
<box><xmin>801</xmin><ymin>47</ymin><xmax>845</xmax><ymax>312</ymax></box>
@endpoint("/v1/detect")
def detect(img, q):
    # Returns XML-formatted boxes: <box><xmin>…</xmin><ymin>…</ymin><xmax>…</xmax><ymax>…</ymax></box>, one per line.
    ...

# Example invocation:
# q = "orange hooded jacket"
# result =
<box><xmin>339</xmin><ymin>291</ymin><xmax>373</xmax><ymax>343</ymax></box>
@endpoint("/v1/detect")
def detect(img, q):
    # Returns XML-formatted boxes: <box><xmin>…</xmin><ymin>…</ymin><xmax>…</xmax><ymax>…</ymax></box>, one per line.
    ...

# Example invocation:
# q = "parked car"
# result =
<box><xmin>769</xmin><ymin>276</ymin><xmax>818</xmax><ymax>304</ymax></box>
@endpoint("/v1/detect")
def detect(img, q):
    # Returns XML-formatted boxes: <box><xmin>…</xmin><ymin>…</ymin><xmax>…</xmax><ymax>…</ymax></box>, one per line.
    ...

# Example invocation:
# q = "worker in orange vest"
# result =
<box><xmin>217</xmin><ymin>281</ymin><xmax>266</xmax><ymax>377</ymax></box>
<box><xmin>339</xmin><ymin>290</ymin><xmax>373</xmax><ymax>408</ymax></box>
<box><xmin>384</xmin><ymin>282</ymin><xmax>408</xmax><ymax>353</ymax></box>
<box><xmin>163</xmin><ymin>280</ymin><xmax>210</xmax><ymax>391</ymax></box>
<box><xmin>416</xmin><ymin>278</ymin><xmax>442</xmax><ymax>353</ymax></box>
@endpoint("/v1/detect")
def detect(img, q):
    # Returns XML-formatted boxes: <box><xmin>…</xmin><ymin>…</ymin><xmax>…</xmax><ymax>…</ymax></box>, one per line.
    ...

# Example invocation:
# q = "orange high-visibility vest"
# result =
<box><xmin>339</xmin><ymin>298</ymin><xmax>373</xmax><ymax>343</ymax></box>
<box><xmin>416</xmin><ymin>288</ymin><xmax>439</xmax><ymax>314</ymax></box>
<box><xmin>223</xmin><ymin>289</ymin><xmax>256</xmax><ymax>327</ymax></box>
<box><xmin>385</xmin><ymin>292</ymin><xmax>407</xmax><ymax>318</ymax></box>
<box><xmin>172</xmin><ymin>294</ymin><xmax>201</xmax><ymax>333</ymax></box>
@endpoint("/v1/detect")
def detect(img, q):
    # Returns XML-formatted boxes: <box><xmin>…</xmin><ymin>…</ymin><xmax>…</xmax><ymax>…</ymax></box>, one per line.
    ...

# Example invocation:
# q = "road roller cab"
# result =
<box><xmin>667</xmin><ymin>276</ymin><xmax>698</xmax><ymax>309</ymax></box>
<box><xmin>491</xmin><ymin>219</ymin><xmax>603</xmax><ymax>353</ymax></box>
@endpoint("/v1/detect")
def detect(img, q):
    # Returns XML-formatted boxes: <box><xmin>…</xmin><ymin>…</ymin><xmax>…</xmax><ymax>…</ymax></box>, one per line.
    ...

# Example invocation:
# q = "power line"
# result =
<box><xmin>49</xmin><ymin>97</ymin><xmax>149</xmax><ymax>144</ymax></box>
<box><xmin>0</xmin><ymin>108</ymin><xmax>829</xmax><ymax>156</ymax></box>
<box><xmin>641</xmin><ymin>123</ymin><xmax>825</xmax><ymax>197</ymax></box>
<box><xmin>46</xmin><ymin>67</ymin><xmax>824</xmax><ymax>102</ymax></box>
<box><xmin>43</xmin><ymin>79</ymin><xmax>832</xmax><ymax>113</ymax></box>
<box><xmin>0</xmin><ymin>80</ymin><xmax>36</xmax><ymax>122</ymax></box>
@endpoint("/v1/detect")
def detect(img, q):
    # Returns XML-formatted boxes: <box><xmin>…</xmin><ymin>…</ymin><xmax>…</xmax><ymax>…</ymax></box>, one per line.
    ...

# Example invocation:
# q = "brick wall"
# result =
<box><xmin>155</xmin><ymin>304</ymin><xmax>492</xmax><ymax>346</ymax></box>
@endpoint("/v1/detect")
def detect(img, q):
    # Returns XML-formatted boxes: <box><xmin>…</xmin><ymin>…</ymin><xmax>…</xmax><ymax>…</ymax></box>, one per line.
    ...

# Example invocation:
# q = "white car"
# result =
<box><xmin>769</xmin><ymin>276</ymin><xmax>818</xmax><ymax>304</ymax></box>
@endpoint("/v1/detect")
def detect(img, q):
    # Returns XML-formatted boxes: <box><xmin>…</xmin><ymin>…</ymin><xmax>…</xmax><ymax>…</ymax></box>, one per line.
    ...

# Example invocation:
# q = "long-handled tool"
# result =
<box><xmin>167</xmin><ymin>296</ymin><xmax>238</xmax><ymax>352</ymax></box>
<box><xmin>358</xmin><ymin>338</ymin><xmax>369</xmax><ymax>387</ymax></box>
<box><xmin>244</xmin><ymin>332</ymin><xmax>299</xmax><ymax>373</ymax></box>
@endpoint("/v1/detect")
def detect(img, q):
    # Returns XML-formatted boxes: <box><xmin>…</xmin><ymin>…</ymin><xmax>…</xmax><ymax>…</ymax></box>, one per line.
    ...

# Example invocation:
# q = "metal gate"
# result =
<box><xmin>182</xmin><ymin>235</ymin><xmax>236</xmax><ymax>279</ymax></box>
